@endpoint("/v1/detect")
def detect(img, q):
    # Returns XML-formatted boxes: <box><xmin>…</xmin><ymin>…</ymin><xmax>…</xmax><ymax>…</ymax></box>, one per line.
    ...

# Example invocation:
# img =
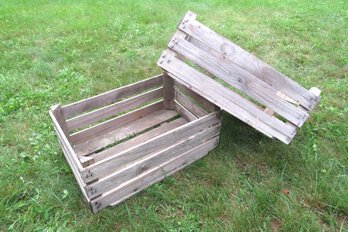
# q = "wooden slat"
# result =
<box><xmin>162</xmin><ymin>72</ymin><xmax>175</xmax><ymax>109</ymax></box>
<box><xmin>178</xmin><ymin>13</ymin><xmax>319</xmax><ymax>110</ymax></box>
<box><xmin>175</xmin><ymin>87</ymin><xmax>209</xmax><ymax>118</ymax></box>
<box><xmin>158</xmin><ymin>51</ymin><xmax>297</xmax><ymax>144</ymax></box>
<box><xmin>67</xmin><ymin>87</ymin><xmax>163</xmax><ymax>131</ymax></box>
<box><xmin>81</xmin><ymin>112</ymin><xmax>219</xmax><ymax>182</ymax></box>
<box><xmin>74</xmin><ymin>108</ymin><xmax>178</xmax><ymax>156</ymax></box>
<box><xmin>85</xmin><ymin>117</ymin><xmax>188</xmax><ymax>166</ymax></box>
<box><xmin>70</xmin><ymin>101</ymin><xmax>163</xmax><ymax>144</ymax></box>
<box><xmin>86</xmin><ymin>124</ymin><xmax>220</xmax><ymax>198</ymax></box>
<box><xmin>62</xmin><ymin>74</ymin><xmax>163</xmax><ymax>119</ymax></box>
<box><xmin>49</xmin><ymin>110</ymin><xmax>89</xmax><ymax>202</ymax></box>
<box><xmin>174</xmin><ymin>101</ymin><xmax>198</xmax><ymax>121</ymax></box>
<box><xmin>174</xmin><ymin>81</ymin><xmax>215</xmax><ymax>112</ymax></box>
<box><xmin>169</xmin><ymin>36</ymin><xmax>308</xmax><ymax>126</ymax></box>
<box><xmin>90</xmin><ymin>137</ymin><xmax>219</xmax><ymax>212</ymax></box>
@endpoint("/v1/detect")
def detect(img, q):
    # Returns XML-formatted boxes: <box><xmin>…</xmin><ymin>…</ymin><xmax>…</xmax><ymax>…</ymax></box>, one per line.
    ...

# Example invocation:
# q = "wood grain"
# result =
<box><xmin>85</xmin><ymin>117</ymin><xmax>188</xmax><ymax>166</ymax></box>
<box><xmin>158</xmin><ymin>51</ymin><xmax>296</xmax><ymax>144</ymax></box>
<box><xmin>175</xmin><ymin>88</ymin><xmax>207</xmax><ymax>118</ymax></box>
<box><xmin>86</xmin><ymin>124</ymin><xmax>220</xmax><ymax>198</ymax></box>
<box><xmin>178</xmin><ymin>14</ymin><xmax>319</xmax><ymax>110</ymax></box>
<box><xmin>81</xmin><ymin>112</ymin><xmax>219</xmax><ymax>182</ymax></box>
<box><xmin>62</xmin><ymin>74</ymin><xmax>163</xmax><ymax>119</ymax></box>
<box><xmin>162</xmin><ymin>72</ymin><xmax>175</xmax><ymax>109</ymax></box>
<box><xmin>70</xmin><ymin>101</ymin><xmax>164</xmax><ymax>144</ymax></box>
<box><xmin>74</xmin><ymin>108</ymin><xmax>178</xmax><ymax>156</ymax></box>
<box><xmin>174</xmin><ymin>101</ymin><xmax>198</xmax><ymax>121</ymax></box>
<box><xmin>90</xmin><ymin>137</ymin><xmax>219</xmax><ymax>212</ymax></box>
<box><xmin>66</xmin><ymin>87</ymin><xmax>163</xmax><ymax>131</ymax></box>
<box><xmin>49</xmin><ymin>110</ymin><xmax>89</xmax><ymax>202</ymax></box>
<box><xmin>169</xmin><ymin>36</ymin><xmax>308</xmax><ymax>126</ymax></box>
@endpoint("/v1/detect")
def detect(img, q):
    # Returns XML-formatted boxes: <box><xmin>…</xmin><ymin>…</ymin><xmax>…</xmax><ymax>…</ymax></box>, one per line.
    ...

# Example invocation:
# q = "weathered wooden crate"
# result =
<box><xmin>49</xmin><ymin>74</ymin><xmax>220</xmax><ymax>212</ymax></box>
<box><xmin>158</xmin><ymin>11</ymin><xmax>321</xmax><ymax>144</ymax></box>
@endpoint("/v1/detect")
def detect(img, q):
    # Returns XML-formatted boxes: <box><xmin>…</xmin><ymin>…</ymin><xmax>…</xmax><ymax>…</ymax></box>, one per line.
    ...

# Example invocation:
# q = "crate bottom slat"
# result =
<box><xmin>74</xmin><ymin>108</ymin><xmax>180</xmax><ymax>156</ymax></box>
<box><xmin>87</xmin><ymin>117</ymin><xmax>188</xmax><ymax>165</ymax></box>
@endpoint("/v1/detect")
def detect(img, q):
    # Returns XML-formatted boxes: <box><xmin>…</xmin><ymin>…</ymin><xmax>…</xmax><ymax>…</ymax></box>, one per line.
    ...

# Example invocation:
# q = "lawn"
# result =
<box><xmin>0</xmin><ymin>0</ymin><xmax>347</xmax><ymax>231</ymax></box>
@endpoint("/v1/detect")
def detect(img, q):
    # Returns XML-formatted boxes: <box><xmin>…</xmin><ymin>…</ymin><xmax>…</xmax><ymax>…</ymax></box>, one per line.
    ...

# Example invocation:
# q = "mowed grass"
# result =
<box><xmin>0</xmin><ymin>0</ymin><xmax>347</xmax><ymax>231</ymax></box>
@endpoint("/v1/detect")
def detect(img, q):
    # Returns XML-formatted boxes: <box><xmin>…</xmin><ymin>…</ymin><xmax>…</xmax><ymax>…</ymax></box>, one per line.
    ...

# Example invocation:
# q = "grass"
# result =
<box><xmin>0</xmin><ymin>0</ymin><xmax>347</xmax><ymax>231</ymax></box>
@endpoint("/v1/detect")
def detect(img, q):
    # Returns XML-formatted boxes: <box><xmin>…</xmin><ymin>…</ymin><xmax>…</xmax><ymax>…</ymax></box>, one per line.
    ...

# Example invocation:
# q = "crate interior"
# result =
<box><xmin>59</xmin><ymin>74</ymin><xmax>217</xmax><ymax>169</ymax></box>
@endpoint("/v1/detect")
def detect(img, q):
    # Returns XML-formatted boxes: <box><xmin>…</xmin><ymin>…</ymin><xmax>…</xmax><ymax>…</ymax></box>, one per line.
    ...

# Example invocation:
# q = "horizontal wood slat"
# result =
<box><xmin>178</xmin><ymin>13</ymin><xmax>319</xmax><ymax>110</ymax></box>
<box><xmin>62</xmin><ymin>74</ymin><xmax>163</xmax><ymax>119</ymax></box>
<box><xmin>87</xmin><ymin>124</ymin><xmax>220</xmax><ymax>198</ymax></box>
<box><xmin>175</xmin><ymin>88</ymin><xmax>208</xmax><ymax>118</ymax></box>
<box><xmin>74</xmin><ymin>108</ymin><xmax>178</xmax><ymax>156</ymax></box>
<box><xmin>81</xmin><ymin>112</ymin><xmax>219</xmax><ymax>182</ymax></box>
<box><xmin>174</xmin><ymin>101</ymin><xmax>198</xmax><ymax>121</ymax></box>
<box><xmin>158</xmin><ymin>51</ymin><xmax>296</xmax><ymax>144</ymax></box>
<box><xmin>70</xmin><ymin>101</ymin><xmax>164</xmax><ymax>144</ymax></box>
<box><xmin>67</xmin><ymin>87</ymin><xmax>163</xmax><ymax>131</ymax></box>
<box><xmin>90</xmin><ymin>137</ymin><xmax>219</xmax><ymax>212</ymax></box>
<box><xmin>85</xmin><ymin>117</ymin><xmax>188</xmax><ymax>165</ymax></box>
<box><xmin>168</xmin><ymin>36</ymin><xmax>308</xmax><ymax>126</ymax></box>
<box><xmin>174</xmin><ymin>81</ymin><xmax>216</xmax><ymax>113</ymax></box>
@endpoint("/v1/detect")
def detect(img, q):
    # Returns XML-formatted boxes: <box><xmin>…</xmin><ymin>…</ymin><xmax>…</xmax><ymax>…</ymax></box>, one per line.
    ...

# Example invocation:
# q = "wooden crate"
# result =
<box><xmin>49</xmin><ymin>74</ymin><xmax>220</xmax><ymax>212</ymax></box>
<box><xmin>158</xmin><ymin>11</ymin><xmax>321</xmax><ymax>144</ymax></box>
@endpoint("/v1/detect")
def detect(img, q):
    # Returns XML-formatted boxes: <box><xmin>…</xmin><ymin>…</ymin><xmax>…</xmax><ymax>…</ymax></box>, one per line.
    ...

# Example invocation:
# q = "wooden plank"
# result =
<box><xmin>85</xmin><ymin>117</ymin><xmax>188</xmax><ymax>165</ymax></box>
<box><xmin>174</xmin><ymin>81</ymin><xmax>215</xmax><ymax>112</ymax></box>
<box><xmin>50</xmin><ymin>104</ymin><xmax>71</xmax><ymax>141</ymax></box>
<box><xmin>162</xmin><ymin>72</ymin><xmax>175</xmax><ymax>109</ymax></box>
<box><xmin>74</xmin><ymin>108</ymin><xmax>178</xmax><ymax>156</ymax></box>
<box><xmin>175</xmin><ymin>88</ymin><xmax>208</xmax><ymax>118</ymax></box>
<box><xmin>49</xmin><ymin>110</ymin><xmax>89</xmax><ymax>202</ymax></box>
<box><xmin>169</xmin><ymin>36</ymin><xmax>309</xmax><ymax>127</ymax></box>
<box><xmin>90</xmin><ymin>137</ymin><xmax>219</xmax><ymax>212</ymax></box>
<box><xmin>70</xmin><ymin>101</ymin><xmax>164</xmax><ymax>144</ymax></box>
<box><xmin>175</xmin><ymin>102</ymin><xmax>198</xmax><ymax>121</ymax></box>
<box><xmin>66</xmin><ymin>87</ymin><xmax>163</xmax><ymax>131</ymax></box>
<box><xmin>178</xmin><ymin>15</ymin><xmax>319</xmax><ymax>110</ymax></box>
<box><xmin>81</xmin><ymin>112</ymin><xmax>219</xmax><ymax>182</ymax></box>
<box><xmin>158</xmin><ymin>51</ymin><xmax>297</xmax><ymax>144</ymax></box>
<box><xmin>62</xmin><ymin>74</ymin><xmax>163</xmax><ymax>119</ymax></box>
<box><xmin>86</xmin><ymin>124</ymin><xmax>220</xmax><ymax>198</ymax></box>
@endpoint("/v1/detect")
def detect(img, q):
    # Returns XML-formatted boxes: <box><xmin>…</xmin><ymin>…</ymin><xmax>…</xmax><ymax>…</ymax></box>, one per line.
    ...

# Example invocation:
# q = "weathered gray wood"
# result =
<box><xmin>70</xmin><ymin>101</ymin><xmax>164</xmax><ymax>144</ymax></box>
<box><xmin>174</xmin><ymin>81</ymin><xmax>215</xmax><ymax>112</ymax></box>
<box><xmin>175</xmin><ymin>102</ymin><xmax>198</xmax><ymax>121</ymax></box>
<box><xmin>49</xmin><ymin>110</ymin><xmax>89</xmax><ymax>202</ymax></box>
<box><xmin>162</xmin><ymin>72</ymin><xmax>175</xmax><ymax>109</ymax></box>
<box><xmin>81</xmin><ymin>112</ymin><xmax>219</xmax><ymax>182</ymax></box>
<box><xmin>66</xmin><ymin>87</ymin><xmax>163</xmax><ymax>131</ymax></box>
<box><xmin>86</xmin><ymin>124</ymin><xmax>220</xmax><ymax>198</ymax></box>
<box><xmin>50</xmin><ymin>104</ymin><xmax>71</xmax><ymax>141</ymax></box>
<box><xmin>62</xmin><ymin>74</ymin><xmax>163</xmax><ymax>119</ymax></box>
<box><xmin>178</xmin><ymin>13</ymin><xmax>319</xmax><ymax>110</ymax></box>
<box><xmin>158</xmin><ymin>51</ymin><xmax>297</xmax><ymax>144</ymax></box>
<box><xmin>169</xmin><ymin>36</ymin><xmax>309</xmax><ymax>126</ymax></box>
<box><xmin>85</xmin><ymin>117</ymin><xmax>188</xmax><ymax>166</ymax></box>
<box><xmin>74</xmin><ymin>108</ymin><xmax>178</xmax><ymax>156</ymax></box>
<box><xmin>90</xmin><ymin>136</ymin><xmax>219</xmax><ymax>212</ymax></box>
<box><xmin>175</xmin><ymin>88</ymin><xmax>208</xmax><ymax>118</ymax></box>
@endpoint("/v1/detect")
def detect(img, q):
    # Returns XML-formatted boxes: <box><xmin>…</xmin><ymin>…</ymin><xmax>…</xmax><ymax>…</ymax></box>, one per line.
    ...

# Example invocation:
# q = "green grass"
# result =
<box><xmin>0</xmin><ymin>0</ymin><xmax>347</xmax><ymax>231</ymax></box>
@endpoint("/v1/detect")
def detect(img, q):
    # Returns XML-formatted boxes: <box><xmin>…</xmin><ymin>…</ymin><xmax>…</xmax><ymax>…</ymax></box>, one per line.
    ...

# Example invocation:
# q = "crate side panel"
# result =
<box><xmin>91</xmin><ymin>137</ymin><xmax>219</xmax><ymax>212</ymax></box>
<box><xmin>81</xmin><ymin>112</ymin><xmax>220</xmax><ymax>182</ymax></box>
<box><xmin>86</xmin><ymin>123</ymin><xmax>220</xmax><ymax>198</ymax></box>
